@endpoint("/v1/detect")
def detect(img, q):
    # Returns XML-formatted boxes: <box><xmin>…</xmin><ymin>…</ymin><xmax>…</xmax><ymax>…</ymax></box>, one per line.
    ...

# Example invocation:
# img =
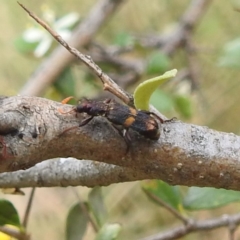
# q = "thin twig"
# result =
<box><xmin>144</xmin><ymin>190</ymin><xmax>189</xmax><ymax>225</ymax></box>
<box><xmin>71</xmin><ymin>188</ymin><xmax>99</xmax><ymax>232</ymax></box>
<box><xmin>136</xmin><ymin>0</ymin><xmax>212</xmax><ymax>54</ymax></box>
<box><xmin>18</xmin><ymin>2</ymin><xmax>133</xmax><ymax>105</ymax></box>
<box><xmin>0</xmin><ymin>226</ymin><xmax>29</xmax><ymax>240</ymax></box>
<box><xmin>19</xmin><ymin>0</ymin><xmax>125</xmax><ymax>97</ymax></box>
<box><xmin>22</xmin><ymin>187</ymin><xmax>36</xmax><ymax>228</ymax></box>
<box><xmin>140</xmin><ymin>213</ymin><xmax>240</xmax><ymax>240</ymax></box>
<box><xmin>224</xmin><ymin>214</ymin><xmax>237</xmax><ymax>240</ymax></box>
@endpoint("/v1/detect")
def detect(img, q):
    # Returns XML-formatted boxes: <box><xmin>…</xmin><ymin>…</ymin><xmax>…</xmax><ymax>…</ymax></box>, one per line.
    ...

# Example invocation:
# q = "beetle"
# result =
<box><xmin>60</xmin><ymin>97</ymin><xmax>166</xmax><ymax>144</ymax></box>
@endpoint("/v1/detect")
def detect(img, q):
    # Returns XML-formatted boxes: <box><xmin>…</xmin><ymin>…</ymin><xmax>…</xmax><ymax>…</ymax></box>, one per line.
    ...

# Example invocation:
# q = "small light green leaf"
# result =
<box><xmin>0</xmin><ymin>200</ymin><xmax>20</xmax><ymax>227</ymax></box>
<box><xmin>88</xmin><ymin>187</ymin><xmax>107</xmax><ymax>227</ymax></box>
<box><xmin>142</xmin><ymin>180</ymin><xmax>183</xmax><ymax>212</ymax></box>
<box><xmin>95</xmin><ymin>224</ymin><xmax>121</xmax><ymax>240</ymax></box>
<box><xmin>114</xmin><ymin>32</ymin><xmax>134</xmax><ymax>47</ymax></box>
<box><xmin>133</xmin><ymin>69</ymin><xmax>177</xmax><ymax>110</ymax></box>
<box><xmin>146</xmin><ymin>52</ymin><xmax>171</xmax><ymax>75</ymax></box>
<box><xmin>14</xmin><ymin>36</ymin><xmax>39</xmax><ymax>54</ymax></box>
<box><xmin>150</xmin><ymin>89</ymin><xmax>174</xmax><ymax>112</ymax></box>
<box><xmin>184</xmin><ymin>187</ymin><xmax>240</xmax><ymax>210</ymax></box>
<box><xmin>219</xmin><ymin>38</ymin><xmax>240</xmax><ymax>68</ymax></box>
<box><xmin>65</xmin><ymin>202</ymin><xmax>88</xmax><ymax>240</ymax></box>
<box><xmin>174</xmin><ymin>95</ymin><xmax>192</xmax><ymax>119</ymax></box>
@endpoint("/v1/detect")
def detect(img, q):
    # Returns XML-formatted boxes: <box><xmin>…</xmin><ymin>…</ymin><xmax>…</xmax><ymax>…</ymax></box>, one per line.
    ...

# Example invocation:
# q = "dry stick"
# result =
<box><xmin>72</xmin><ymin>188</ymin><xmax>99</xmax><ymax>232</ymax></box>
<box><xmin>19</xmin><ymin>0</ymin><xmax>125</xmax><ymax>97</ymax></box>
<box><xmin>144</xmin><ymin>191</ymin><xmax>189</xmax><ymax>225</ymax></box>
<box><xmin>226</xmin><ymin>214</ymin><xmax>237</xmax><ymax>240</ymax></box>
<box><xmin>183</xmin><ymin>33</ymin><xmax>200</xmax><ymax>91</ymax></box>
<box><xmin>18</xmin><ymin>2</ymin><xmax>132</xmax><ymax>105</ymax></box>
<box><xmin>162</xmin><ymin>0</ymin><xmax>212</xmax><ymax>55</ymax></box>
<box><xmin>22</xmin><ymin>187</ymin><xmax>36</xmax><ymax>229</ymax></box>
<box><xmin>140</xmin><ymin>213</ymin><xmax>240</xmax><ymax>240</ymax></box>
<box><xmin>18</xmin><ymin>0</ymin><xmax>211</xmax><ymax>98</ymax></box>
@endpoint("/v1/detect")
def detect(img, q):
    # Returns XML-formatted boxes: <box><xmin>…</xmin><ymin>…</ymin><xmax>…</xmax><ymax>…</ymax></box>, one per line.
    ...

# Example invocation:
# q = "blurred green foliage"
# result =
<box><xmin>65</xmin><ymin>187</ymin><xmax>121</xmax><ymax>240</ymax></box>
<box><xmin>3</xmin><ymin>1</ymin><xmax>240</xmax><ymax>240</ymax></box>
<box><xmin>219</xmin><ymin>38</ymin><xmax>240</xmax><ymax>68</ymax></box>
<box><xmin>146</xmin><ymin>52</ymin><xmax>171</xmax><ymax>75</ymax></box>
<box><xmin>142</xmin><ymin>180</ymin><xmax>183</xmax><ymax>211</ymax></box>
<box><xmin>113</xmin><ymin>32</ymin><xmax>134</xmax><ymax>47</ymax></box>
<box><xmin>184</xmin><ymin>187</ymin><xmax>240</xmax><ymax>210</ymax></box>
<box><xmin>66</xmin><ymin>202</ymin><xmax>88</xmax><ymax>240</ymax></box>
<box><xmin>95</xmin><ymin>224</ymin><xmax>121</xmax><ymax>240</ymax></box>
<box><xmin>0</xmin><ymin>200</ymin><xmax>20</xmax><ymax>227</ymax></box>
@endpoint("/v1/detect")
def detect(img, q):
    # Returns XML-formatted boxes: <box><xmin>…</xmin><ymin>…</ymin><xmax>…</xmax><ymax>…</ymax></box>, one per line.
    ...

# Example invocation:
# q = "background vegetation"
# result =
<box><xmin>1</xmin><ymin>0</ymin><xmax>240</xmax><ymax>239</ymax></box>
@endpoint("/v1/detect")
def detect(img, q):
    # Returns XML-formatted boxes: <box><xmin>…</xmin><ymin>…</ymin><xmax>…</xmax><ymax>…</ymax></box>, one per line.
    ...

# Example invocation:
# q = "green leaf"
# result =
<box><xmin>54</xmin><ymin>67</ymin><xmax>76</xmax><ymax>97</ymax></box>
<box><xmin>14</xmin><ymin>36</ymin><xmax>39</xmax><ymax>55</ymax></box>
<box><xmin>146</xmin><ymin>52</ymin><xmax>171</xmax><ymax>75</ymax></box>
<box><xmin>133</xmin><ymin>69</ymin><xmax>177</xmax><ymax>110</ymax></box>
<box><xmin>174</xmin><ymin>95</ymin><xmax>192</xmax><ymax>119</ymax></box>
<box><xmin>0</xmin><ymin>200</ymin><xmax>20</xmax><ymax>227</ymax></box>
<box><xmin>219</xmin><ymin>38</ymin><xmax>240</xmax><ymax>68</ymax></box>
<box><xmin>150</xmin><ymin>89</ymin><xmax>174</xmax><ymax>112</ymax></box>
<box><xmin>65</xmin><ymin>202</ymin><xmax>88</xmax><ymax>240</ymax></box>
<box><xmin>184</xmin><ymin>187</ymin><xmax>240</xmax><ymax>210</ymax></box>
<box><xmin>88</xmin><ymin>187</ymin><xmax>107</xmax><ymax>227</ymax></box>
<box><xmin>142</xmin><ymin>180</ymin><xmax>183</xmax><ymax>211</ymax></box>
<box><xmin>95</xmin><ymin>224</ymin><xmax>121</xmax><ymax>240</ymax></box>
<box><xmin>114</xmin><ymin>32</ymin><xmax>134</xmax><ymax>47</ymax></box>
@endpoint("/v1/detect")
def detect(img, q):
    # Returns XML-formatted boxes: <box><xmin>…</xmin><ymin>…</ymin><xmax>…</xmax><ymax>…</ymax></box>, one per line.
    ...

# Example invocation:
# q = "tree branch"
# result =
<box><xmin>0</xmin><ymin>158</ymin><xmax>146</xmax><ymax>188</ymax></box>
<box><xmin>1</xmin><ymin>96</ymin><xmax>240</xmax><ymax>190</ymax></box>
<box><xmin>140</xmin><ymin>213</ymin><xmax>240</xmax><ymax>240</ymax></box>
<box><xmin>1</xmin><ymin>2</ymin><xmax>238</xmax><ymax>192</ymax></box>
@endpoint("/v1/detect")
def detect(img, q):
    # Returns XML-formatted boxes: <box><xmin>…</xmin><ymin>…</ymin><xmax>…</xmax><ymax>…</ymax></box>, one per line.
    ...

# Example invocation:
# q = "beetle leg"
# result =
<box><xmin>59</xmin><ymin>116</ymin><xmax>94</xmax><ymax>136</ymax></box>
<box><xmin>123</xmin><ymin>129</ymin><xmax>131</xmax><ymax>144</ymax></box>
<box><xmin>59</xmin><ymin>126</ymin><xmax>79</xmax><ymax>136</ymax></box>
<box><xmin>58</xmin><ymin>108</ymin><xmax>75</xmax><ymax>114</ymax></box>
<box><xmin>104</xmin><ymin>98</ymin><xmax>112</xmax><ymax>104</ymax></box>
<box><xmin>111</xmin><ymin>124</ymin><xmax>124</xmax><ymax>138</ymax></box>
<box><xmin>123</xmin><ymin>129</ymin><xmax>131</xmax><ymax>154</ymax></box>
<box><xmin>79</xmin><ymin>116</ymin><xmax>94</xmax><ymax>127</ymax></box>
<box><xmin>140</xmin><ymin>110</ymin><xmax>165</xmax><ymax>123</ymax></box>
<box><xmin>141</xmin><ymin>110</ymin><xmax>174</xmax><ymax>124</ymax></box>
<box><xmin>151</xmin><ymin>113</ymin><xmax>164</xmax><ymax>123</ymax></box>
<box><xmin>111</xmin><ymin>125</ymin><xmax>130</xmax><ymax>152</ymax></box>
<box><xmin>144</xmin><ymin>111</ymin><xmax>177</xmax><ymax>124</ymax></box>
<box><xmin>164</xmin><ymin>117</ymin><xmax>177</xmax><ymax>123</ymax></box>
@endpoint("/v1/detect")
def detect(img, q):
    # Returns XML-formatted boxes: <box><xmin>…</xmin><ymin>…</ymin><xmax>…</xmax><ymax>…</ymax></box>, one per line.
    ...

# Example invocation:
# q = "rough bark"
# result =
<box><xmin>1</xmin><ymin>96</ymin><xmax>240</xmax><ymax>190</ymax></box>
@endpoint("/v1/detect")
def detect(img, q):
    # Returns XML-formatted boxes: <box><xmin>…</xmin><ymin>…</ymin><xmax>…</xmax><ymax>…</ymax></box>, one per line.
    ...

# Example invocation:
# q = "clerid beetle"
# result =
<box><xmin>61</xmin><ymin>98</ymin><xmax>166</xmax><ymax>143</ymax></box>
